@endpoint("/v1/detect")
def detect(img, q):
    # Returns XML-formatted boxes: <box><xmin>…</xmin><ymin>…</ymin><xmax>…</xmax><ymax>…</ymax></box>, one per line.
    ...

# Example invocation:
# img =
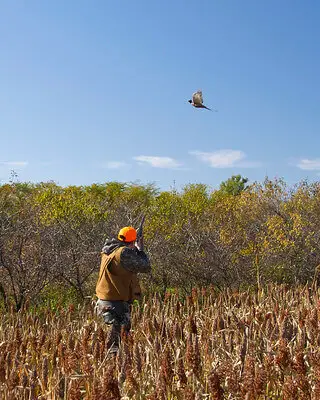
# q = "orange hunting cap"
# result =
<box><xmin>118</xmin><ymin>226</ymin><xmax>137</xmax><ymax>243</ymax></box>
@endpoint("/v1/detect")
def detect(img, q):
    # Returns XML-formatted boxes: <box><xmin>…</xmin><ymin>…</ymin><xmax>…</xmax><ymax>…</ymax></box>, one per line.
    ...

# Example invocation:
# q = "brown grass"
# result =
<box><xmin>0</xmin><ymin>284</ymin><xmax>320</xmax><ymax>399</ymax></box>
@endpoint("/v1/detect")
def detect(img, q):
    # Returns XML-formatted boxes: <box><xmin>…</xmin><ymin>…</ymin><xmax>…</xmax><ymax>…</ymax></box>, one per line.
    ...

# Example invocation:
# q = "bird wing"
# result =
<box><xmin>192</xmin><ymin>90</ymin><xmax>203</xmax><ymax>105</ymax></box>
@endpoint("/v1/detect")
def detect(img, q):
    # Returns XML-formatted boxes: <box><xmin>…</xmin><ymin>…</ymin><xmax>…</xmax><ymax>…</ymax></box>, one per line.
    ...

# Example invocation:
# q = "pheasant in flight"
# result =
<box><xmin>188</xmin><ymin>90</ymin><xmax>217</xmax><ymax>111</ymax></box>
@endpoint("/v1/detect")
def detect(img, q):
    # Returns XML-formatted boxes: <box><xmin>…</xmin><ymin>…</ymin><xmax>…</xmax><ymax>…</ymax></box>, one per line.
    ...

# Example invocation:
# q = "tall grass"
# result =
<box><xmin>1</xmin><ymin>284</ymin><xmax>320</xmax><ymax>399</ymax></box>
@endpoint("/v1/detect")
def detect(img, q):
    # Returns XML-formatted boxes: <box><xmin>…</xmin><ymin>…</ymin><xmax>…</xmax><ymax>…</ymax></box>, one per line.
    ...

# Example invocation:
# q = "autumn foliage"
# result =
<box><xmin>1</xmin><ymin>177</ymin><xmax>320</xmax><ymax>310</ymax></box>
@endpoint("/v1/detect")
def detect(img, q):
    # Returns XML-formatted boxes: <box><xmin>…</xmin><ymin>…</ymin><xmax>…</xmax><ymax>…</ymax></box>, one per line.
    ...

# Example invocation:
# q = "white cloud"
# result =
<box><xmin>190</xmin><ymin>150</ymin><xmax>246</xmax><ymax>168</ymax></box>
<box><xmin>134</xmin><ymin>155</ymin><xmax>182</xmax><ymax>169</ymax></box>
<box><xmin>0</xmin><ymin>161</ymin><xmax>28</xmax><ymax>167</ymax></box>
<box><xmin>101</xmin><ymin>161</ymin><xmax>129</xmax><ymax>169</ymax></box>
<box><xmin>297</xmin><ymin>158</ymin><xmax>320</xmax><ymax>171</ymax></box>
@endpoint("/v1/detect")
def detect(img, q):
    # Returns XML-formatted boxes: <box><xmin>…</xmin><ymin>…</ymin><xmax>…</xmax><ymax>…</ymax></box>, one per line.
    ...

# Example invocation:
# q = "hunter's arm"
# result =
<box><xmin>120</xmin><ymin>247</ymin><xmax>151</xmax><ymax>273</ymax></box>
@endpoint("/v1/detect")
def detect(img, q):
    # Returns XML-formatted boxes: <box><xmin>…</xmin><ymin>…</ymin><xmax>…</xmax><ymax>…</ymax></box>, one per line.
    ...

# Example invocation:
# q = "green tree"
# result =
<box><xmin>219</xmin><ymin>175</ymin><xmax>249</xmax><ymax>196</ymax></box>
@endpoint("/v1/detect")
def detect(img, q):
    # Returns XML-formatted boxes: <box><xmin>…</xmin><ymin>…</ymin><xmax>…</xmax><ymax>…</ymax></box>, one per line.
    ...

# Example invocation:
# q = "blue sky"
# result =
<box><xmin>1</xmin><ymin>1</ymin><xmax>320</xmax><ymax>191</ymax></box>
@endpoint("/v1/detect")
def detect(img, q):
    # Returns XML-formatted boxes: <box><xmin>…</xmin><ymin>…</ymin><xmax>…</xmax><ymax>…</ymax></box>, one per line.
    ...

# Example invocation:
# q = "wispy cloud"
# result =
<box><xmin>0</xmin><ymin>161</ymin><xmax>28</xmax><ymax>167</ymax></box>
<box><xmin>134</xmin><ymin>155</ymin><xmax>183</xmax><ymax>169</ymax></box>
<box><xmin>296</xmin><ymin>158</ymin><xmax>320</xmax><ymax>171</ymax></box>
<box><xmin>189</xmin><ymin>149</ymin><xmax>258</xmax><ymax>168</ymax></box>
<box><xmin>101</xmin><ymin>161</ymin><xmax>129</xmax><ymax>169</ymax></box>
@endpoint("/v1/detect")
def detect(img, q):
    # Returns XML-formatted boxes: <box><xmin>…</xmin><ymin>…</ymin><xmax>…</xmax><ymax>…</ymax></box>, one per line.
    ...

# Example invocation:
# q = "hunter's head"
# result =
<box><xmin>118</xmin><ymin>226</ymin><xmax>137</xmax><ymax>247</ymax></box>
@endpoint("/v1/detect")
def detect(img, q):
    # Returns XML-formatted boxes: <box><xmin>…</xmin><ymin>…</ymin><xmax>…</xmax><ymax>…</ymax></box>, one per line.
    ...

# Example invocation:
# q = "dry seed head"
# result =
<box><xmin>68</xmin><ymin>334</ymin><xmax>75</xmax><ymax>351</ymax></box>
<box><xmin>298</xmin><ymin>308</ymin><xmax>307</xmax><ymax>329</ymax></box>
<box><xmin>55</xmin><ymin>331</ymin><xmax>63</xmax><ymax>347</ymax></box>
<box><xmin>96</xmin><ymin>325</ymin><xmax>105</xmax><ymax>341</ymax></box>
<box><xmin>281</xmin><ymin>315</ymin><xmax>294</xmax><ymax>341</ymax></box>
<box><xmin>14</xmin><ymin>326</ymin><xmax>22</xmax><ymax>345</ymax></box>
<box><xmin>38</xmin><ymin>332</ymin><xmax>46</xmax><ymax>350</ymax></box>
<box><xmin>220</xmin><ymin>361</ymin><xmax>240</xmax><ymax>395</ymax></box>
<box><xmin>188</xmin><ymin>314</ymin><xmax>197</xmax><ymax>335</ymax></box>
<box><xmin>160</xmin><ymin>347</ymin><xmax>174</xmax><ymax>385</ymax></box>
<box><xmin>145</xmin><ymin>390</ymin><xmax>159</xmax><ymax>400</ymax></box>
<box><xmin>5</xmin><ymin>351</ymin><xmax>12</xmax><ymax>371</ymax></box>
<box><xmin>7</xmin><ymin>369</ymin><xmax>19</xmax><ymax>392</ymax></box>
<box><xmin>156</xmin><ymin>385</ymin><xmax>167</xmax><ymax>400</ymax></box>
<box><xmin>52</xmin><ymin>348</ymin><xmax>58</xmax><ymax>370</ymax></box>
<box><xmin>91</xmin><ymin>376</ymin><xmax>102</xmax><ymax>400</ymax></box>
<box><xmin>29</xmin><ymin>366</ymin><xmax>38</xmax><ymax>400</ymax></box>
<box><xmin>183</xmin><ymin>385</ymin><xmax>196</xmax><ymax>400</ymax></box>
<box><xmin>90</xmin><ymin>330</ymin><xmax>97</xmax><ymax>351</ymax></box>
<box><xmin>74</xmin><ymin>340</ymin><xmax>82</xmax><ymax>357</ymax></box>
<box><xmin>82</xmin><ymin>353</ymin><xmax>93</xmax><ymax>375</ymax></box>
<box><xmin>154</xmin><ymin>336</ymin><xmax>161</xmax><ymax>354</ymax></box>
<box><xmin>293</xmin><ymin>349</ymin><xmax>307</xmax><ymax>375</ymax></box>
<box><xmin>21</xmin><ymin>371</ymin><xmax>28</xmax><ymax>388</ymax></box>
<box><xmin>101</xmin><ymin>363</ymin><xmax>121</xmax><ymax>400</ymax></box>
<box><xmin>212</xmin><ymin>317</ymin><xmax>218</xmax><ymax>332</ymax></box>
<box><xmin>310</xmin><ymin>307</ymin><xmax>318</xmax><ymax>329</ymax></box>
<box><xmin>254</xmin><ymin>364</ymin><xmax>267</xmax><ymax>395</ymax></box>
<box><xmin>177</xmin><ymin>356</ymin><xmax>187</xmax><ymax>386</ymax></box>
<box><xmin>123</xmin><ymin>339</ymin><xmax>132</xmax><ymax>369</ymax></box>
<box><xmin>283</xmin><ymin>375</ymin><xmax>298</xmax><ymax>400</ymax></box>
<box><xmin>292</xmin><ymin>350</ymin><xmax>310</xmax><ymax>396</ymax></box>
<box><xmin>42</xmin><ymin>356</ymin><xmax>49</xmax><ymax>389</ymax></box>
<box><xmin>68</xmin><ymin>378</ymin><xmax>82</xmax><ymax>400</ymax></box>
<box><xmin>186</xmin><ymin>334</ymin><xmax>201</xmax><ymax>378</ymax></box>
<box><xmin>93</xmin><ymin>340</ymin><xmax>101</xmax><ymax>362</ymax></box>
<box><xmin>313</xmin><ymin>364</ymin><xmax>320</xmax><ymax>398</ymax></box>
<box><xmin>191</xmin><ymin>287</ymin><xmax>198</xmax><ymax>303</ymax></box>
<box><xmin>116</xmin><ymin>344</ymin><xmax>124</xmax><ymax>371</ymax></box>
<box><xmin>193</xmin><ymin>334</ymin><xmax>201</xmax><ymax>375</ymax></box>
<box><xmin>65</xmin><ymin>349</ymin><xmax>79</xmax><ymax>374</ymax></box>
<box><xmin>218</xmin><ymin>316</ymin><xmax>225</xmax><ymax>330</ymax></box>
<box><xmin>208</xmin><ymin>369</ymin><xmax>224</xmax><ymax>400</ymax></box>
<box><xmin>176</xmin><ymin>300</ymin><xmax>182</xmax><ymax>316</ymax></box>
<box><xmin>275</xmin><ymin>338</ymin><xmax>291</xmax><ymax>370</ymax></box>
<box><xmin>152</xmin><ymin>315</ymin><xmax>159</xmax><ymax>331</ymax></box>
<box><xmin>241</xmin><ymin>356</ymin><xmax>255</xmax><ymax>397</ymax></box>
<box><xmin>125</xmin><ymin>365</ymin><xmax>139</xmax><ymax>394</ymax></box>
<box><xmin>57</xmin><ymin>342</ymin><xmax>66</xmax><ymax>363</ymax></box>
<box><xmin>57</xmin><ymin>375</ymin><xmax>66</xmax><ymax>399</ymax></box>
<box><xmin>133</xmin><ymin>343</ymin><xmax>142</xmax><ymax>374</ymax></box>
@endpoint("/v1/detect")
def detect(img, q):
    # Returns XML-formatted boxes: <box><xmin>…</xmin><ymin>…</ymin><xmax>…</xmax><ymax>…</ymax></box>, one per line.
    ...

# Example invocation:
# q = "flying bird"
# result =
<box><xmin>188</xmin><ymin>90</ymin><xmax>217</xmax><ymax>111</ymax></box>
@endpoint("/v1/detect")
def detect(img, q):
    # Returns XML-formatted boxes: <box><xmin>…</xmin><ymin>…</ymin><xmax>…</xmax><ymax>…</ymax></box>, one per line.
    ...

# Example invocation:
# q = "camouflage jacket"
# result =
<box><xmin>101</xmin><ymin>238</ymin><xmax>150</xmax><ymax>273</ymax></box>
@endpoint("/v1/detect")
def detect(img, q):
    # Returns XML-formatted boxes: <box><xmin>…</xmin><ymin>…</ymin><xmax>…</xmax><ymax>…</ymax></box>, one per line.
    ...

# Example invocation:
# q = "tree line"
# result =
<box><xmin>1</xmin><ymin>175</ymin><xmax>319</xmax><ymax>310</ymax></box>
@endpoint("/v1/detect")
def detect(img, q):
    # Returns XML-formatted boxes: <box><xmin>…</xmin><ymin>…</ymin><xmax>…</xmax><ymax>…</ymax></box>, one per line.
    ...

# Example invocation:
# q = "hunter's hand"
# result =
<box><xmin>136</xmin><ymin>237</ymin><xmax>144</xmax><ymax>251</ymax></box>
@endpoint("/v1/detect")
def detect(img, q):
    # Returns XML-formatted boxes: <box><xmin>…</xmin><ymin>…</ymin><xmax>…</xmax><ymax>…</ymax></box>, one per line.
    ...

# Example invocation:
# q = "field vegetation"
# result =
<box><xmin>1</xmin><ymin>176</ymin><xmax>320</xmax><ymax>398</ymax></box>
<box><xmin>1</xmin><ymin>285</ymin><xmax>320</xmax><ymax>398</ymax></box>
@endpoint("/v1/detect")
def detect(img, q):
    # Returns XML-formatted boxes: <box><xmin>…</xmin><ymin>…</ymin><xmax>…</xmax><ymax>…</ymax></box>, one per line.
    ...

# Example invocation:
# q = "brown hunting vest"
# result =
<box><xmin>96</xmin><ymin>247</ymin><xmax>141</xmax><ymax>302</ymax></box>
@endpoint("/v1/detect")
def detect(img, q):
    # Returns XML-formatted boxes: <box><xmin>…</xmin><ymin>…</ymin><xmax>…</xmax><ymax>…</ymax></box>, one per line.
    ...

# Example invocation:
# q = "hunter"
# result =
<box><xmin>95</xmin><ymin>225</ymin><xmax>150</xmax><ymax>353</ymax></box>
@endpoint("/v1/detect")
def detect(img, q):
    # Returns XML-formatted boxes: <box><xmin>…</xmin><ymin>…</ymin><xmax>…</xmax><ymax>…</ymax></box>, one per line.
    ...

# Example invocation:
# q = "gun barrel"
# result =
<box><xmin>137</xmin><ymin>215</ymin><xmax>146</xmax><ymax>238</ymax></box>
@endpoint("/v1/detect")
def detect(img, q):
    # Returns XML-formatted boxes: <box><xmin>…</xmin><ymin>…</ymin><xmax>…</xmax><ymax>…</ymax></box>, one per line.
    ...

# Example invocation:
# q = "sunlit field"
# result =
<box><xmin>1</xmin><ymin>284</ymin><xmax>320</xmax><ymax>399</ymax></box>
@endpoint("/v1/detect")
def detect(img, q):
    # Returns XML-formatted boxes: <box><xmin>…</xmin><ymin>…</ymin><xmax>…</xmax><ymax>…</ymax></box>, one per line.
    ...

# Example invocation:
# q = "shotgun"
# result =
<box><xmin>136</xmin><ymin>214</ymin><xmax>145</xmax><ymax>251</ymax></box>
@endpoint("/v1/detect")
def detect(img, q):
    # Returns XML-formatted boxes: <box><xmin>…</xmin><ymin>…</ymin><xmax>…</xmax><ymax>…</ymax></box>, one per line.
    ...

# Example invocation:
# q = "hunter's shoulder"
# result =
<box><xmin>120</xmin><ymin>246</ymin><xmax>147</xmax><ymax>259</ymax></box>
<box><xmin>119</xmin><ymin>247</ymin><xmax>151</xmax><ymax>273</ymax></box>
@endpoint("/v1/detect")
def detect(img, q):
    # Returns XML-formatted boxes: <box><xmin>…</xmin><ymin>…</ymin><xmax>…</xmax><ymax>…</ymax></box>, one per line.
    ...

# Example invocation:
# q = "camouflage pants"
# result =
<box><xmin>95</xmin><ymin>299</ymin><xmax>131</xmax><ymax>352</ymax></box>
